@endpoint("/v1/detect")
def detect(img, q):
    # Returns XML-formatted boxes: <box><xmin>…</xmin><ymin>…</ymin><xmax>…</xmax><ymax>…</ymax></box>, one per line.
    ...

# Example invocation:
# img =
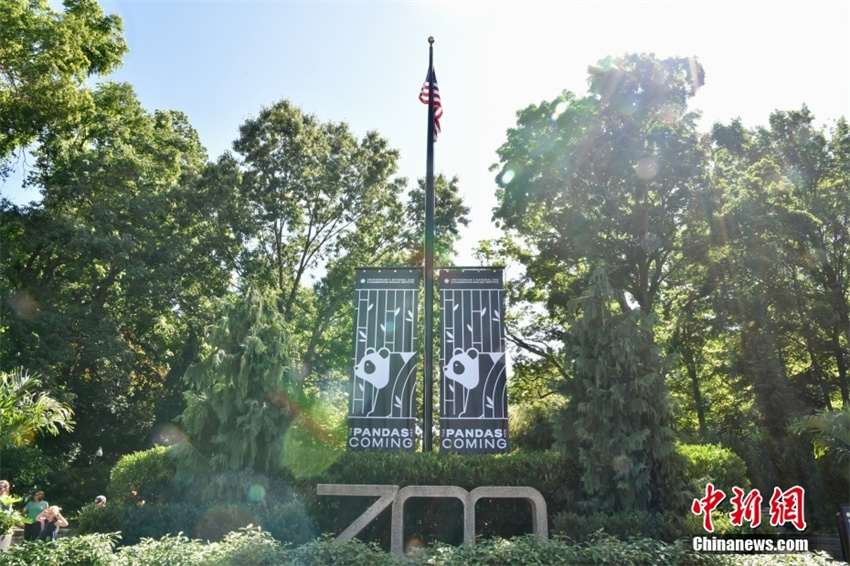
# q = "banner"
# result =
<box><xmin>348</xmin><ymin>268</ymin><xmax>419</xmax><ymax>451</ymax></box>
<box><xmin>439</xmin><ymin>268</ymin><xmax>509</xmax><ymax>454</ymax></box>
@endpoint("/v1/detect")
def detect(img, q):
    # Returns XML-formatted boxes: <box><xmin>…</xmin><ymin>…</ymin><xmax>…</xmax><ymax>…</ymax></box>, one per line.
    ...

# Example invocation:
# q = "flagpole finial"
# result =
<box><xmin>428</xmin><ymin>36</ymin><xmax>434</xmax><ymax>44</ymax></box>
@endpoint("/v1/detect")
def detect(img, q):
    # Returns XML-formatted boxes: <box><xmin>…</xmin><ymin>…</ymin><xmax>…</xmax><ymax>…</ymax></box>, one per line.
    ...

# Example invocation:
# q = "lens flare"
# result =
<box><xmin>148</xmin><ymin>423</ymin><xmax>189</xmax><ymax>447</ymax></box>
<box><xmin>7</xmin><ymin>290</ymin><xmax>39</xmax><ymax>318</ymax></box>
<box><xmin>501</xmin><ymin>169</ymin><xmax>515</xmax><ymax>185</ymax></box>
<box><xmin>550</xmin><ymin>100</ymin><xmax>568</xmax><ymax>121</ymax></box>
<box><xmin>611</xmin><ymin>454</ymin><xmax>632</xmax><ymax>476</ymax></box>
<box><xmin>248</xmin><ymin>484</ymin><xmax>266</xmax><ymax>503</ymax></box>
<box><xmin>635</xmin><ymin>157</ymin><xmax>658</xmax><ymax>181</ymax></box>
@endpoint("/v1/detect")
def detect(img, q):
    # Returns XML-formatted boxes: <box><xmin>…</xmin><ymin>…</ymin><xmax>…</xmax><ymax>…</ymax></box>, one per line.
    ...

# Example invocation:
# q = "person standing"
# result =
<box><xmin>0</xmin><ymin>480</ymin><xmax>11</xmax><ymax>509</ymax></box>
<box><xmin>0</xmin><ymin>480</ymin><xmax>12</xmax><ymax>552</ymax></box>
<box><xmin>35</xmin><ymin>506</ymin><xmax>67</xmax><ymax>541</ymax></box>
<box><xmin>21</xmin><ymin>491</ymin><xmax>47</xmax><ymax>541</ymax></box>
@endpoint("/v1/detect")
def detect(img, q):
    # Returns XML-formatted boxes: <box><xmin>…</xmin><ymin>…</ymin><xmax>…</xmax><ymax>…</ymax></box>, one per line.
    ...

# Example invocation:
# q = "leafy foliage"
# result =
<box><xmin>0</xmin><ymin>0</ymin><xmax>127</xmax><ymax>168</ymax></box>
<box><xmin>178</xmin><ymin>284</ymin><xmax>298</xmax><ymax>476</ymax></box>
<box><xmin>76</xmin><ymin>501</ymin><xmax>315</xmax><ymax>547</ymax></box>
<box><xmin>555</xmin><ymin>269</ymin><xmax>679</xmax><ymax>513</ymax></box>
<box><xmin>0</xmin><ymin>533</ymin><xmax>118</xmax><ymax>566</ymax></box>
<box><xmin>675</xmin><ymin>443</ymin><xmax>749</xmax><ymax>495</ymax></box>
<box><xmin>0</xmin><ymin>444</ymin><xmax>59</xmax><ymax>495</ymax></box>
<box><xmin>0</xmin><ymin>367</ymin><xmax>73</xmax><ymax>448</ymax></box>
<box><xmin>107</xmin><ymin>446</ymin><xmax>177</xmax><ymax>505</ymax></box>
<box><xmin>791</xmin><ymin>405</ymin><xmax>850</xmax><ymax>463</ymax></box>
<box><xmin>0</xmin><ymin>529</ymin><xmax>842</xmax><ymax>566</ymax></box>
<box><xmin>1</xmin><ymin>81</ymin><xmax>237</xmax><ymax>468</ymax></box>
<box><xmin>507</xmin><ymin>397</ymin><xmax>563</xmax><ymax>452</ymax></box>
<box><xmin>402</xmin><ymin>173</ymin><xmax>471</xmax><ymax>266</ymax></box>
<box><xmin>0</xmin><ymin>495</ymin><xmax>28</xmax><ymax>536</ymax></box>
<box><xmin>228</xmin><ymin>99</ymin><xmax>419</xmax><ymax>390</ymax></box>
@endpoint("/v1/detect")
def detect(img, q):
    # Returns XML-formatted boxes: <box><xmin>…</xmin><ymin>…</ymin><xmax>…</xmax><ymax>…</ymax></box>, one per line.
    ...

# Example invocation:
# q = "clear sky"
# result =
<box><xmin>4</xmin><ymin>1</ymin><xmax>849</xmax><ymax>265</ymax></box>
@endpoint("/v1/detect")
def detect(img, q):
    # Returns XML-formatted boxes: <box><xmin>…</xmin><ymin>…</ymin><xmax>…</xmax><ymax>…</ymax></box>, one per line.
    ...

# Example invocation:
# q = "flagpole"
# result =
<box><xmin>423</xmin><ymin>36</ymin><xmax>436</xmax><ymax>452</ymax></box>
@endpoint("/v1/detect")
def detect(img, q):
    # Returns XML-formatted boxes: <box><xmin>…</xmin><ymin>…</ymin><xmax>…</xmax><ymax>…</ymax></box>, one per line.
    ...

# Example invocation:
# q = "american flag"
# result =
<box><xmin>419</xmin><ymin>67</ymin><xmax>442</xmax><ymax>141</ymax></box>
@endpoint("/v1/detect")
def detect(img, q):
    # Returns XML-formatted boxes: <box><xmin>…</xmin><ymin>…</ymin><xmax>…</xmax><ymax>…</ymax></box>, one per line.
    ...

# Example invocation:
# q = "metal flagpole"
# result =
<box><xmin>423</xmin><ymin>36</ymin><xmax>436</xmax><ymax>452</ymax></box>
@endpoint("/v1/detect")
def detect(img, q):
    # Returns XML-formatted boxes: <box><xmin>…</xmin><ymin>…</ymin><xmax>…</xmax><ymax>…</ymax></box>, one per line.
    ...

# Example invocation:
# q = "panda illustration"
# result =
<box><xmin>444</xmin><ymin>347</ymin><xmax>480</xmax><ymax>417</ymax></box>
<box><xmin>354</xmin><ymin>347</ymin><xmax>391</xmax><ymax>389</ymax></box>
<box><xmin>443</xmin><ymin>348</ymin><xmax>507</xmax><ymax>418</ymax></box>
<box><xmin>444</xmin><ymin>348</ymin><xmax>480</xmax><ymax>389</ymax></box>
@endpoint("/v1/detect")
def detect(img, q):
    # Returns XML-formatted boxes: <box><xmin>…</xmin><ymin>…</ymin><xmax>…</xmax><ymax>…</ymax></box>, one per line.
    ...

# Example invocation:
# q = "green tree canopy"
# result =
<box><xmin>493</xmin><ymin>53</ymin><xmax>708</xmax><ymax>317</ymax></box>
<box><xmin>1</xmin><ymin>82</ymin><xmax>239</xmax><ymax>459</ymax></box>
<box><xmin>0</xmin><ymin>0</ymin><xmax>127</xmax><ymax>171</ymax></box>
<box><xmin>402</xmin><ymin>173</ymin><xmax>471</xmax><ymax>266</ymax></box>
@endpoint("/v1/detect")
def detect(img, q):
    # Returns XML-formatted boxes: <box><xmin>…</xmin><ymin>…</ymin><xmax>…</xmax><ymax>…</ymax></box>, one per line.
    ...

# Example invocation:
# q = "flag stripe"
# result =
<box><xmin>419</xmin><ymin>67</ymin><xmax>442</xmax><ymax>140</ymax></box>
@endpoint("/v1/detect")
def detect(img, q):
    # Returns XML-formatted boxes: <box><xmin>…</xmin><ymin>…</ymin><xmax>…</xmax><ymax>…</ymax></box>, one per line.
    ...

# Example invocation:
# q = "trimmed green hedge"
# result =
<box><xmin>0</xmin><ymin>528</ymin><xmax>840</xmax><ymax>566</ymax></box>
<box><xmin>297</xmin><ymin>450</ymin><xmax>580</xmax><ymax>546</ymax></box>
<box><xmin>107</xmin><ymin>446</ymin><xmax>177</xmax><ymax>505</ymax></box>
<box><xmin>86</xmin><ymin>443</ymin><xmax>751</xmax><ymax>546</ymax></box>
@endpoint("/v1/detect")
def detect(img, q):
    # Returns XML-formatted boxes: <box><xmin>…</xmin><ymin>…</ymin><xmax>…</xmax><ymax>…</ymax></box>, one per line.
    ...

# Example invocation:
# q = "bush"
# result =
<box><xmin>204</xmin><ymin>527</ymin><xmax>288</xmax><ymax>566</ymax></box>
<box><xmin>0</xmin><ymin>533</ymin><xmax>117</xmax><ymax>566</ymax></box>
<box><xmin>108</xmin><ymin>446</ymin><xmax>177</xmax><ymax>505</ymax></box>
<box><xmin>508</xmin><ymin>398</ymin><xmax>562</xmax><ymax>451</ymax></box>
<box><xmin>676</xmin><ymin>443</ymin><xmax>750</xmax><ymax>496</ymax></box>
<box><xmin>0</xmin><ymin>530</ymin><xmax>841</xmax><ymax>565</ymax></box>
<box><xmin>552</xmin><ymin>510</ymin><xmax>680</xmax><ymax>542</ymax></box>
<box><xmin>76</xmin><ymin>499</ymin><xmax>315</xmax><ymax>547</ymax></box>
<box><xmin>286</xmin><ymin>535</ymin><xmax>404</xmax><ymax>566</ymax></box>
<box><xmin>114</xmin><ymin>533</ymin><xmax>211</xmax><ymax>566</ymax></box>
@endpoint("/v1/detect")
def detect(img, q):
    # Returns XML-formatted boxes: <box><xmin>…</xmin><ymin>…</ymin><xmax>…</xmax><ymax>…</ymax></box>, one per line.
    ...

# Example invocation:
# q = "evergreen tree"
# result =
<box><xmin>178</xmin><ymin>284</ymin><xmax>299</xmax><ymax>476</ymax></box>
<box><xmin>555</xmin><ymin>268</ymin><xmax>678</xmax><ymax>513</ymax></box>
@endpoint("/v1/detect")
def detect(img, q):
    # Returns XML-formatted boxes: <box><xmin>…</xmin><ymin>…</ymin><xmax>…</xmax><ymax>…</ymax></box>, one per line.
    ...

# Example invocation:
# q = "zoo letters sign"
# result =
<box><xmin>439</xmin><ymin>268</ymin><xmax>509</xmax><ymax>454</ymax></box>
<box><xmin>348</xmin><ymin>268</ymin><xmax>419</xmax><ymax>451</ymax></box>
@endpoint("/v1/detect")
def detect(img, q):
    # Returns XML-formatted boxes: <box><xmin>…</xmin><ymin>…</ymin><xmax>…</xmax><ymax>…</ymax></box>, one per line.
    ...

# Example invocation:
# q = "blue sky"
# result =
<box><xmin>4</xmin><ymin>1</ymin><xmax>849</xmax><ymax>264</ymax></box>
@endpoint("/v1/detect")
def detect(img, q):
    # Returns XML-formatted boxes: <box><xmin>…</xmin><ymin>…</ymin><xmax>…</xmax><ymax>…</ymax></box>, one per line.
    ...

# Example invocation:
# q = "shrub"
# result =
<box><xmin>108</xmin><ymin>446</ymin><xmax>177</xmax><ymax>505</ymax></box>
<box><xmin>286</xmin><ymin>535</ymin><xmax>404</xmax><ymax>566</ymax></box>
<box><xmin>0</xmin><ymin>533</ymin><xmax>117</xmax><ymax>566</ymax></box>
<box><xmin>676</xmin><ymin>443</ymin><xmax>750</xmax><ymax>496</ymax></box>
<box><xmin>508</xmin><ymin>398</ymin><xmax>562</xmax><ymax>452</ymax></box>
<box><xmin>551</xmin><ymin>510</ymin><xmax>690</xmax><ymax>543</ymax></box>
<box><xmin>0</xmin><ymin>530</ymin><xmax>842</xmax><ymax>565</ymax></box>
<box><xmin>204</xmin><ymin>527</ymin><xmax>288</xmax><ymax>566</ymax></box>
<box><xmin>113</xmin><ymin>533</ymin><xmax>210</xmax><ymax>566</ymax></box>
<box><xmin>300</xmin><ymin>450</ymin><xmax>580</xmax><ymax>547</ymax></box>
<box><xmin>76</xmin><ymin>499</ymin><xmax>315</xmax><ymax>547</ymax></box>
<box><xmin>75</xmin><ymin>503</ymin><xmax>203</xmax><ymax>545</ymax></box>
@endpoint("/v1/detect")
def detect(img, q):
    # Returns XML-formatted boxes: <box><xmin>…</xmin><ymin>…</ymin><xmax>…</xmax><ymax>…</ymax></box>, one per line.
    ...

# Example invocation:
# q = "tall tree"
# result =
<box><xmin>489</xmin><ymin>54</ymin><xmax>709</xmax><ymax>512</ymax></box>
<box><xmin>230</xmin><ymin>100</ymin><xmax>427</xmax><ymax>389</ymax></box>
<box><xmin>232</xmin><ymin>100</ymin><xmax>408</xmax><ymax>324</ymax></box>
<box><xmin>0</xmin><ymin>82</ymin><xmax>238</xmax><ymax>459</ymax></box>
<box><xmin>0</xmin><ymin>0</ymin><xmax>127</xmax><ymax>172</ymax></box>
<box><xmin>493</xmin><ymin>53</ymin><xmax>709</xmax><ymax>317</ymax></box>
<box><xmin>708</xmin><ymin>110</ymin><xmax>850</xmax><ymax>419</ymax></box>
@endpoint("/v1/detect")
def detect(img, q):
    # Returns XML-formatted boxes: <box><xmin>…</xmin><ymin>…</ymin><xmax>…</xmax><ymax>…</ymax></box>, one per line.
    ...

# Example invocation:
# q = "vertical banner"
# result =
<box><xmin>439</xmin><ymin>268</ymin><xmax>509</xmax><ymax>454</ymax></box>
<box><xmin>348</xmin><ymin>268</ymin><xmax>419</xmax><ymax>451</ymax></box>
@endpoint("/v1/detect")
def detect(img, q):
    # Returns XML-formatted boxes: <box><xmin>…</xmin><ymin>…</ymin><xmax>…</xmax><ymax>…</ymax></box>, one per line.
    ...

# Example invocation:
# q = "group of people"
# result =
<box><xmin>20</xmin><ymin>490</ymin><xmax>68</xmax><ymax>541</ymax></box>
<box><xmin>1</xmin><ymin>479</ymin><xmax>106</xmax><ymax>545</ymax></box>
